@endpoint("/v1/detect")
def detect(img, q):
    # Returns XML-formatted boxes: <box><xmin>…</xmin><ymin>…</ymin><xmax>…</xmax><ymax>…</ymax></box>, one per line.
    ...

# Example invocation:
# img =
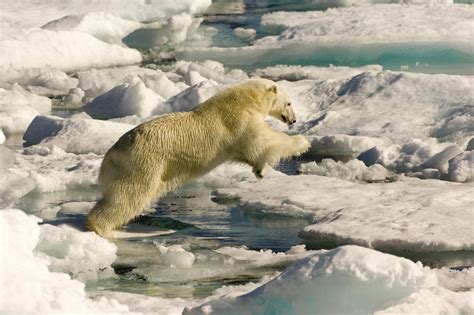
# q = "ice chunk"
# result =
<box><xmin>0</xmin><ymin>130</ymin><xmax>5</xmax><ymax>144</ymax></box>
<box><xmin>0</xmin><ymin>66</ymin><xmax>78</xmax><ymax>96</ymax></box>
<box><xmin>156</xmin><ymin>244</ymin><xmax>196</xmax><ymax>268</ymax></box>
<box><xmin>233</xmin><ymin>27</ymin><xmax>256</xmax><ymax>40</ymax></box>
<box><xmin>185</xmin><ymin>246</ymin><xmax>437</xmax><ymax>314</ymax></box>
<box><xmin>0</xmin><ymin>86</ymin><xmax>51</xmax><ymax>136</ymax></box>
<box><xmin>420</xmin><ymin>144</ymin><xmax>463</xmax><ymax>174</ymax></box>
<box><xmin>35</xmin><ymin>224</ymin><xmax>117</xmax><ymax>281</ymax></box>
<box><xmin>215</xmin><ymin>245</ymin><xmax>316</xmax><ymax>268</ymax></box>
<box><xmin>0</xmin><ymin>30</ymin><xmax>142</xmax><ymax>72</ymax></box>
<box><xmin>448</xmin><ymin>151</ymin><xmax>474</xmax><ymax>182</ymax></box>
<box><xmin>167</xmin><ymin>80</ymin><xmax>225</xmax><ymax>112</ymax></box>
<box><xmin>0</xmin><ymin>171</ymin><xmax>36</xmax><ymax>207</ymax></box>
<box><xmin>308</xmin><ymin>134</ymin><xmax>385</xmax><ymax>158</ymax></box>
<box><xmin>77</xmin><ymin>66</ymin><xmax>184</xmax><ymax>99</ymax></box>
<box><xmin>84</xmin><ymin>77</ymin><xmax>168</xmax><ymax>119</ymax></box>
<box><xmin>434</xmin><ymin>267</ymin><xmax>474</xmax><ymax>292</ymax></box>
<box><xmin>215</xmin><ymin>172</ymin><xmax>473</xmax><ymax>251</ymax></box>
<box><xmin>0</xmin><ymin>209</ymin><xmax>128</xmax><ymax>313</ymax></box>
<box><xmin>23</xmin><ymin>115</ymin><xmax>134</xmax><ymax>154</ymax></box>
<box><xmin>174</xmin><ymin>60</ymin><xmax>248</xmax><ymax>85</ymax></box>
<box><xmin>62</xmin><ymin>88</ymin><xmax>85</xmax><ymax>108</ymax></box>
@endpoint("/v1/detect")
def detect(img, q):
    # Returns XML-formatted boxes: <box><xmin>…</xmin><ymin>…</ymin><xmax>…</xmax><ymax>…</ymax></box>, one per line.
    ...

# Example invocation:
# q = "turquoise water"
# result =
<box><xmin>177</xmin><ymin>42</ymin><xmax>474</xmax><ymax>75</ymax></box>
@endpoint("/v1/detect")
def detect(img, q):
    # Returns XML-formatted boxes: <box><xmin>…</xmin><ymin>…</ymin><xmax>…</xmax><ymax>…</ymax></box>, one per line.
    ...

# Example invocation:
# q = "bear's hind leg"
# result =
<box><xmin>86</xmin><ymin>179</ymin><xmax>163</xmax><ymax>237</ymax></box>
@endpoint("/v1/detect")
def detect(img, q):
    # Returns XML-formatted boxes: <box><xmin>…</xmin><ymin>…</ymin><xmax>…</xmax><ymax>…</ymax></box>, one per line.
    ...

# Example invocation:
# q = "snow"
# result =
<box><xmin>258</xmin><ymin>4</ymin><xmax>473</xmax><ymax>46</ymax></box>
<box><xmin>185</xmin><ymin>245</ymin><xmax>439</xmax><ymax>314</ymax></box>
<box><xmin>84</xmin><ymin>77</ymin><xmax>167</xmax><ymax>119</ymax></box>
<box><xmin>0</xmin><ymin>209</ymin><xmax>128</xmax><ymax>314</ymax></box>
<box><xmin>215</xmin><ymin>172</ymin><xmax>473</xmax><ymax>252</ymax></box>
<box><xmin>23</xmin><ymin>115</ymin><xmax>134</xmax><ymax>154</ymax></box>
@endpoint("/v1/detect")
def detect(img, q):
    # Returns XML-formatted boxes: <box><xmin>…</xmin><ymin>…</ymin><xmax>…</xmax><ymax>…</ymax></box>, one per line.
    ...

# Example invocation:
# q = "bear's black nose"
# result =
<box><xmin>292</xmin><ymin>119</ymin><xmax>296</xmax><ymax>124</ymax></box>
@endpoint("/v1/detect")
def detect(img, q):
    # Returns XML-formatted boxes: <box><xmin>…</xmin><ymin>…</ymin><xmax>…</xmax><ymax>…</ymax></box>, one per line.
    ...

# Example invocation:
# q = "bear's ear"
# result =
<box><xmin>267</xmin><ymin>85</ymin><xmax>277</xmax><ymax>94</ymax></box>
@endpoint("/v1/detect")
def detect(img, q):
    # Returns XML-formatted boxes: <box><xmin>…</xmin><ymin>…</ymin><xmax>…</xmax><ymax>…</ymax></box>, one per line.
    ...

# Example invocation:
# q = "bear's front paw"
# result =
<box><xmin>253</xmin><ymin>166</ymin><xmax>267</xmax><ymax>179</ymax></box>
<box><xmin>292</xmin><ymin>135</ymin><xmax>311</xmax><ymax>156</ymax></box>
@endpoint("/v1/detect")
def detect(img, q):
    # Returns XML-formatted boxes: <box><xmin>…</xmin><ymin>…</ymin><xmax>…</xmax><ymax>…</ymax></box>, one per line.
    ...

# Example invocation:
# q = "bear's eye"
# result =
<box><xmin>286</xmin><ymin>103</ymin><xmax>291</xmax><ymax>107</ymax></box>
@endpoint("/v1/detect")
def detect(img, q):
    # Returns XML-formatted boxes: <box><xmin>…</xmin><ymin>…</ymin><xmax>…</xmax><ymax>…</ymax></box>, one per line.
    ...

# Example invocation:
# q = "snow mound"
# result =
<box><xmin>23</xmin><ymin>115</ymin><xmax>134</xmax><ymax>154</ymax></box>
<box><xmin>84</xmin><ymin>77</ymin><xmax>167</xmax><ymax>119</ymax></box>
<box><xmin>185</xmin><ymin>245</ymin><xmax>437</xmax><ymax>314</ymax></box>
<box><xmin>0</xmin><ymin>209</ymin><xmax>127</xmax><ymax>313</ymax></box>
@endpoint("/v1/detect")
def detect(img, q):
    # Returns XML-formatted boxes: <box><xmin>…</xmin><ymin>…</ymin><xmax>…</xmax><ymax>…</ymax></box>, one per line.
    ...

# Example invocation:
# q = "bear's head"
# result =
<box><xmin>266</xmin><ymin>82</ymin><xmax>297</xmax><ymax>126</ymax></box>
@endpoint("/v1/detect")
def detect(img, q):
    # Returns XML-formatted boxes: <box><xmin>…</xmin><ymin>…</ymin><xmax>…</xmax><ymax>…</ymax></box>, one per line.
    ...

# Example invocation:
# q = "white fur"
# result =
<box><xmin>86</xmin><ymin>78</ymin><xmax>310</xmax><ymax>236</ymax></box>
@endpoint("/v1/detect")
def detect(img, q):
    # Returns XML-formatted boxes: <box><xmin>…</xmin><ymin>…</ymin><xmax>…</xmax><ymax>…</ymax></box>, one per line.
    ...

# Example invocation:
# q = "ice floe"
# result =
<box><xmin>215</xmin><ymin>172</ymin><xmax>473</xmax><ymax>252</ymax></box>
<box><xmin>258</xmin><ymin>4</ymin><xmax>473</xmax><ymax>46</ymax></box>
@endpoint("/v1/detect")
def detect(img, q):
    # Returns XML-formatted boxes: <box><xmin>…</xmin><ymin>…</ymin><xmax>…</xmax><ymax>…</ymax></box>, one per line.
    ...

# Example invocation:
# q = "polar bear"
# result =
<box><xmin>86</xmin><ymin>78</ymin><xmax>310</xmax><ymax>236</ymax></box>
